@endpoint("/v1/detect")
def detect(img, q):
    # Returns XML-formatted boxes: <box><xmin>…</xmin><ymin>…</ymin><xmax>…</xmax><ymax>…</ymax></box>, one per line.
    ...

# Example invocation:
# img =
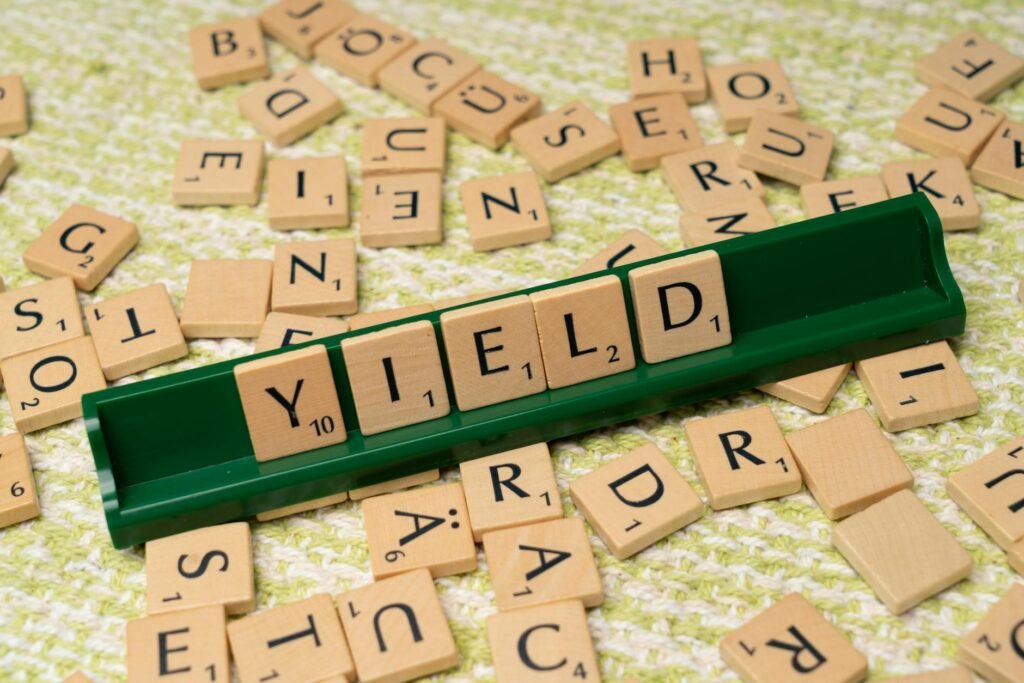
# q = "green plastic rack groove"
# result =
<box><xmin>84</xmin><ymin>194</ymin><xmax>965</xmax><ymax>548</ymax></box>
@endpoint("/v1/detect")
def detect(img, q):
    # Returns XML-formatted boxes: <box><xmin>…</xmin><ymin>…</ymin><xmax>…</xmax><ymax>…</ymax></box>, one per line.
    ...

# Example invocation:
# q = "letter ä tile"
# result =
<box><xmin>188</xmin><ymin>17</ymin><xmax>269</xmax><ymax>90</ymax></box>
<box><xmin>895</xmin><ymin>89</ymin><xmax>1004</xmax><ymax>165</ymax></box>
<box><xmin>958</xmin><ymin>583</ymin><xmax>1024</xmax><ymax>683</ymax></box>
<box><xmin>259</xmin><ymin>0</ymin><xmax>357</xmax><ymax>60</ymax></box>
<box><xmin>315</xmin><ymin>14</ymin><xmax>417</xmax><ymax>88</ymax></box>
<box><xmin>126</xmin><ymin>605</ymin><xmax>230</xmax><ymax>683</ymax></box>
<box><xmin>486</xmin><ymin>600</ymin><xmax>599</xmax><ymax>683</ymax></box>
<box><xmin>238</xmin><ymin>67</ymin><xmax>344</xmax><ymax>148</ymax></box>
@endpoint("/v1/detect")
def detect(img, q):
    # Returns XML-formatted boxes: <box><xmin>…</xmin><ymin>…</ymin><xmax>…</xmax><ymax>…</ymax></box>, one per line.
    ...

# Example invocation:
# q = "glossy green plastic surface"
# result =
<box><xmin>84</xmin><ymin>194</ymin><xmax>965</xmax><ymax>548</ymax></box>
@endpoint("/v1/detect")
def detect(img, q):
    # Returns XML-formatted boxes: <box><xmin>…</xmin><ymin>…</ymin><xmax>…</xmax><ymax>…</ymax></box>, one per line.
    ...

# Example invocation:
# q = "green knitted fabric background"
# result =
<box><xmin>0</xmin><ymin>0</ymin><xmax>1022</xmax><ymax>680</ymax></box>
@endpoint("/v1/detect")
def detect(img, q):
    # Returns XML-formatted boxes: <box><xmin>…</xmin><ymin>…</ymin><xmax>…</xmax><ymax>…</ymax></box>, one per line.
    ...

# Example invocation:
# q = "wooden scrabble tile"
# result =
<box><xmin>0</xmin><ymin>433</ymin><xmax>39</xmax><ymax>529</ymax></box>
<box><xmin>679</xmin><ymin>197</ymin><xmax>776</xmax><ymax>246</ymax></box>
<box><xmin>349</xmin><ymin>468</ymin><xmax>440</xmax><ymax>500</ymax></box>
<box><xmin>684</xmin><ymin>405</ymin><xmax>802</xmax><ymax>510</ymax></box>
<box><xmin>570</xmin><ymin>443</ymin><xmax>703</xmax><ymax>559</ymax></box>
<box><xmin>877</xmin><ymin>668</ymin><xmax>973</xmax><ymax>683</ymax></box>
<box><xmin>460</xmin><ymin>171</ymin><xmax>551</xmax><ymax>251</ymax></box>
<box><xmin>785</xmin><ymin>409</ymin><xmax>913</xmax><ymax>520</ymax></box>
<box><xmin>238</xmin><ymin>67</ymin><xmax>344</xmax><ymax>147</ymax></box>
<box><xmin>529</xmin><ymin>275</ymin><xmax>636</xmax><ymax>389</ymax></box>
<box><xmin>487</xmin><ymin>600</ymin><xmax>600</xmax><ymax>683</ymax></box>
<box><xmin>707</xmin><ymin>60</ymin><xmax>799</xmax><ymax>133</ymax></box>
<box><xmin>235</xmin><ymin>344</ymin><xmax>347</xmax><ymax>462</ymax></box>
<box><xmin>360</xmin><ymin>117</ymin><xmax>446</xmax><ymax>177</ymax></box>
<box><xmin>338</xmin><ymin>569</ymin><xmax>458</xmax><ymax>682</ymax></box>
<box><xmin>179</xmin><ymin>260</ymin><xmax>273</xmax><ymax>338</ymax></box>
<box><xmin>0</xmin><ymin>147</ymin><xmax>13</xmax><ymax>189</ymax></box>
<box><xmin>340</xmin><ymin>320</ymin><xmax>450</xmax><ymax>435</ymax></box>
<box><xmin>739</xmin><ymin>111</ymin><xmax>835</xmax><ymax>185</ymax></box>
<box><xmin>172</xmin><ymin>139</ymin><xmax>264</xmax><ymax>206</ymax></box>
<box><xmin>347</xmin><ymin>303</ymin><xmax>434</xmax><ymax>331</ymax></box>
<box><xmin>510</xmin><ymin>101</ymin><xmax>621</xmax><ymax>182</ymax></box>
<box><xmin>627</xmin><ymin>37</ymin><xmax>707</xmax><ymax>103</ymax></box>
<box><xmin>572</xmin><ymin>229</ymin><xmax>667</xmax><ymax>276</ymax></box>
<box><xmin>256</xmin><ymin>490</ymin><xmax>349</xmax><ymax>521</ymax></box>
<box><xmin>720</xmin><ymin>593</ymin><xmax>867</xmax><ymax>683</ymax></box>
<box><xmin>433</xmin><ymin>289</ymin><xmax>513</xmax><ymax>310</ymax></box>
<box><xmin>378</xmin><ymin>38</ymin><xmax>480</xmax><ymax>114</ymax></box>
<box><xmin>62</xmin><ymin>672</ymin><xmax>94</xmax><ymax>683</ymax></box>
<box><xmin>227</xmin><ymin>594</ymin><xmax>354</xmax><ymax>683</ymax></box>
<box><xmin>1</xmin><ymin>336</ymin><xmax>106</xmax><ymax>433</ymax></box>
<box><xmin>757</xmin><ymin>363</ymin><xmax>851</xmax><ymax>414</ymax></box>
<box><xmin>854</xmin><ymin>340</ymin><xmax>978</xmax><ymax>432</ymax></box>
<box><xmin>971</xmin><ymin>120</ymin><xmax>1024</xmax><ymax>200</ymax></box>
<box><xmin>433</xmin><ymin>70</ymin><xmax>542</xmax><ymax>150</ymax></box>
<box><xmin>628</xmin><ymin>250</ymin><xmax>731</xmax><ymax>364</ymax></box>
<box><xmin>254</xmin><ymin>312</ymin><xmax>348</xmax><ymax>353</ymax></box>
<box><xmin>882</xmin><ymin>157</ymin><xmax>980</xmax><ymax>231</ymax></box>
<box><xmin>610</xmin><ymin>94</ymin><xmax>703</xmax><ymax>172</ymax></box>
<box><xmin>145</xmin><ymin>521</ymin><xmax>255</xmax><ymax>615</ymax></box>
<box><xmin>1010</xmin><ymin>537</ymin><xmax>1024</xmax><ymax>575</ymax></box>
<box><xmin>267</xmin><ymin>156</ymin><xmax>349</xmax><ymax>230</ymax></box>
<box><xmin>958</xmin><ymin>583</ymin><xmax>1024</xmax><ymax>683</ymax></box>
<box><xmin>832</xmin><ymin>489</ymin><xmax>972</xmax><ymax>614</ymax></box>
<box><xmin>188</xmin><ymin>17</ymin><xmax>269</xmax><ymax>90</ymax></box>
<box><xmin>126</xmin><ymin>605</ymin><xmax>229</xmax><ymax>683</ymax></box>
<box><xmin>258</xmin><ymin>0</ymin><xmax>356</xmax><ymax>60</ymax></box>
<box><xmin>314</xmin><ymin>13</ymin><xmax>417</xmax><ymax>87</ymax></box>
<box><xmin>84</xmin><ymin>284</ymin><xmax>187</xmax><ymax>380</ymax></box>
<box><xmin>947</xmin><ymin>436</ymin><xmax>1024</xmax><ymax>549</ymax></box>
<box><xmin>895</xmin><ymin>89</ymin><xmax>1004</xmax><ymax>165</ymax></box>
<box><xmin>0</xmin><ymin>277</ymin><xmax>84</xmax><ymax>364</ymax></box>
<box><xmin>359</xmin><ymin>172</ymin><xmax>443</xmax><ymax>247</ymax></box>
<box><xmin>482</xmin><ymin>517</ymin><xmax>604</xmax><ymax>611</ymax></box>
<box><xmin>440</xmin><ymin>295</ymin><xmax>546</xmax><ymax>410</ymax></box>
<box><xmin>916</xmin><ymin>31</ymin><xmax>1024</xmax><ymax>102</ymax></box>
<box><xmin>661</xmin><ymin>142</ymin><xmax>765</xmax><ymax>211</ymax></box>
<box><xmin>0</xmin><ymin>75</ymin><xmax>28</xmax><ymax>136</ymax></box>
<box><xmin>459</xmin><ymin>443</ymin><xmax>561</xmax><ymax>542</ymax></box>
<box><xmin>271</xmin><ymin>238</ymin><xmax>357</xmax><ymax>316</ymax></box>
<box><xmin>801</xmin><ymin>176</ymin><xmax>889</xmax><ymax>218</ymax></box>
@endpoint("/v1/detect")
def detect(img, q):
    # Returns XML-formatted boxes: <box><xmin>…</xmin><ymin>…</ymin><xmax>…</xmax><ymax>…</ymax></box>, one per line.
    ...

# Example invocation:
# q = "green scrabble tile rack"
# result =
<box><xmin>84</xmin><ymin>193</ymin><xmax>965</xmax><ymax>548</ymax></box>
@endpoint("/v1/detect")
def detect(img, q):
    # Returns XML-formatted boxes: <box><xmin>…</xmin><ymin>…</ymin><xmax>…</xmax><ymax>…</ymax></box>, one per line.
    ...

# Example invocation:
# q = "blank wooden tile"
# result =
<box><xmin>679</xmin><ymin>197</ymin><xmax>776</xmax><ymax>246</ymax></box>
<box><xmin>85</xmin><ymin>284</ymin><xmax>187</xmax><ymax>380</ymax></box>
<box><xmin>271</xmin><ymin>238</ymin><xmax>357</xmax><ymax>316</ymax></box>
<box><xmin>487</xmin><ymin>600</ymin><xmax>599</xmax><ymax>683</ymax></box>
<box><xmin>483</xmin><ymin>517</ymin><xmax>604</xmax><ymax>611</ymax></box>
<box><xmin>832</xmin><ymin>489</ymin><xmax>972</xmax><ymax>614</ymax></box>
<box><xmin>341</xmin><ymin>320</ymin><xmax>450</xmax><ymax>435</ymax></box>
<box><xmin>854</xmin><ymin>340</ymin><xmax>978</xmax><ymax>432</ymax></box>
<box><xmin>895</xmin><ymin>89</ymin><xmax>1004</xmax><ymax>165</ymax></box>
<box><xmin>947</xmin><ymin>436</ymin><xmax>1024</xmax><ymax>549</ymax></box>
<box><xmin>235</xmin><ymin>344</ymin><xmax>347</xmax><ymax>462</ymax></box>
<box><xmin>267</xmin><ymin>156</ymin><xmax>349</xmax><ymax>230</ymax></box>
<box><xmin>0</xmin><ymin>433</ymin><xmax>39</xmax><ymax>529</ymax></box>
<box><xmin>460</xmin><ymin>443</ymin><xmax>561</xmax><ymax>542</ymax></box>
<box><xmin>255</xmin><ymin>311</ymin><xmax>348</xmax><ymax>353</ymax></box>
<box><xmin>0</xmin><ymin>147</ymin><xmax>13</xmax><ymax>189</ymax></box>
<box><xmin>433</xmin><ymin>70</ymin><xmax>541</xmax><ymax>150</ymax></box>
<box><xmin>707</xmin><ymin>60</ymin><xmax>799</xmax><ymax>133</ymax></box>
<box><xmin>227</xmin><ymin>594</ymin><xmax>355</xmax><ymax>683</ymax></box>
<box><xmin>529</xmin><ymin>275</ymin><xmax>636</xmax><ymax>389</ymax></box>
<box><xmin>172</xmin><ymin>139</ymin><xmax>264</xmax><ymax>206</ymax></box>
<box><xmin>460</xmin><ymin>171</ymin><xmax>551</xmax><ymax>251</ymax></box>
<box><xmin>572</xmin><ymin>229</ymin><xmax>667</xmax><ymax>276</ymax></box>
<box><xmin>146</xmin><ymin>521</ymin><xmax>254</xmax><ymax>615</ymax></box>
<box><xmin>0</xmin><ymin>277</ymin><xmax>84</xmax><ymax>364</ymax></box>
<box><xmin>627</xmin><ymin>37</ymin><xmax>706</xmax><ymax>103</ymax></box>
<box><xmin>360</xmin><ymin>117</ymin><xmax>446</xmax><ymax>177</ymax></box>
<box><xmin>720</xmin><ymin>593</ymin><xmax>867</xmax><ymax>683</ymax></box>
<box><xmin>314</xmin><ymin>13</ymin><xmax>417</xmax><ymax>87</ymax></box>
<box><xmin>740</xmin><ymin>111</ymin><xmax>834</xmax><ymax>186</ymax></box>
<box><xmin>348</xmin><ymin>303</ymin><xmax>434</xmax><ymax>331</ymax></box>
<box><xmin>0</xmin><ymin>75</ymin><xmax>28</xmax><ymax>136</ymax></box>
<box><xmin>179</xmin><ymin>260</ymin><xmax>273</xmax><ymax>338</ymax></box>
<box><xmin>238</xmin><ymin>67</ymin><xmax>344</xmax><ymax>147</ymax></box>
<box><xmin>188</xmin><ymin>17</ymin><xmax>269</xmax><ymax>90</ymax></box>
<box><xmin>916</xmin><ymin>31</ymin><xmax>1024</xmax><ymax>102</ymax></box>
<box><xmin>256</xmin><ymin>490</ymin><xmax>349</xmax><ymax>521</ymax></box>
<box><xmin>259</xmin><ymin>0</ymin><xmax>356</xmax><ymax>60</ymax></box>
<box><xmin>570</xmin><ymin>443</ymin><xmax>703</xmax><ymax>559</ymax></box>
<box><xmin>628</xmin><ymin>250</ymin><xmax>731</xmax><ymax>364</ymax></box>
<box><xmin>359</xmin><ymin>172</ymin><xmax>443</xmax><ymax>247</ymax></box>
<box><xmin>757</xmin><ymin>363</ymin><xmax>851</xmax><ymax>414</ymax></box>
<box><xmin>785</xmin><ymin>409</ymin><xmax>913</xmax><ymax>520</ymax></box>
<box><xmin>876</xmin><ymin>668</ymin><xmax>973</xmax><ymax>683</ymax></box>
<box><xmin>610</xmin><ymin>93</ymin><xmax>703</xmax><ymax>172</ymax></box>
<box><xmin>971</xmin><ymin>120</ymin><xmax>1024</xmax><ymax>200</ymax></box>
<box><xmin>958</xmin><ymin>583</ymin><xmax>1024</xmax><ymax>683</ymax></box>
<box><xmin>510</xmin><ymin>101</ymin><xmax>621</xmax><ymax>182</ymax></box>
<box><xmin>349</xmin><ymin>468</ymin><xmax>440</xmax><ymax>500</ymax></box>
<box><xmin>1</xmin><ymin>336</ymin><xmax>106</xmax><ymax>433</ymax></box>
<box><xmin>801</xmin><ymin>176</ymin><xmax>889</xmax><ymax>218</ymax></box>
<box><xmin>661</xmin><ymin>142</ymin><xmax>764</xmax><ymax>211</ymax></box>
<box><xmin>338</xmin><ymin>569</ymin><xmax>458</xmax><ymax>683</ymax></box>
<box><xmin>882</xmin><ymin>157</ymin><xmax>980</xmax><ymax>231</ymax></box>
<box><xmin>379</xmin><ymin>38</ymin><xmax>480</xmax><ymax>114</ymax></box>
<box><xmin>684</xmin><ymin>405</ymin><xmax>802</xmax><ymax>510</ymax></box>
<box><xmin>126</xmin><ymin>605</ymin><xmax>229</xmax><ymax>683</ymax></box>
